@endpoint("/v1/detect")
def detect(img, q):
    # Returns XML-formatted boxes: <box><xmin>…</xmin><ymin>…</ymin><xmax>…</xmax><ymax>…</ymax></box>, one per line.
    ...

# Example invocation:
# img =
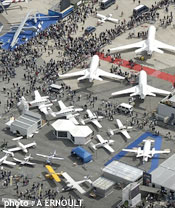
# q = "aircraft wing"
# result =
<box><xmin>111</xmin><ymin>86</ymin><xmax>137</xmax><ymax>96</ymax></box>
<box><xmin>3</xmin><ymin>160</ymin><xmax>16</xmax><ymax>166</ymax></box>
<box><xmin>52</xmin><ymin>156</ymin><xmax>64</xmax><ymax>160</ymax></box>
<box><xmin>116</xmin><ymin>119</ymin><xmax>123</xmax><ymax>129</ymax></box>
<box><xmin>67</xmin><ymin>115</ymin><xmax>79</xmax><ymax>125</ymax></box>
<box><xmin>147</xmin><ymin>85</ymin><xmax>170</xmax><ymax>96</ymax></box>
<box><xmin>58</xmin><ymin>100</ymin><xmax>66</xmax><ymax>110</ymax></box>
<box><xmin>97</xmin><ymin>13</ymin><xmax>106</xmax><ymax>20</ymax></box>
<box><xmin>122</xmin><ymin>148</ymin><xmax>140</xmax><ymax>153</ymax></box>
<box><xmin>155</xmin><ymin>40</ymin><xmax>175</xmax><ymax>52</ymax></box>
<box><xmin>62</xmin><ymin>172</ymin><xmax>86</xmax><ymax>194</ymax></box>
<box><xmin>24</xmin><ymin>142</ymin><xmax>36</xmax><ymax>149</ymax></box>
<box><xmin>103</xmin><ymin>144</ymin><xmax>115</xmax><ymax>153</ymax></box>
<box><xmin>151</xmin><ymin>149</ymin><xmax>170</xmax><ymax>155</ymax></box>
<box><xmin>36</xmin><ymin>153</ymin><xmax>48</xmax><ymax>158</ymax></box>
<box><xmin>8</xmin><ymin>147</ymin><xmax>21</xmax><ymax>152</ymax></box>
<box><xmin>45</xmin><ymin>165</ymin><xmax>61</xmax><ymax>182</ymax></box>
<box><xmin>34</xmin><ymin>90</ymin><xmax>41</xmax><ymax>100</ymax></box>
<box><xmin>108</xmin><ymin>17</ymin><xmax>118</xmax><ymax>23</ymax></box>
<box><xmin>96</xmin><ymin>134</ymin><xmax>105</xmax><ymax>143</ymax></box>
<box><xmin>121</xmin><ymin>130</ymin><xmax>131</xmax><ymax>139</ymax></box>
<box><xmin>59</xmin><ymin>70</ymin><xmax>86</xmax><ymax>79</ymax></box>
<box><xmin>24</xmin><ymin>161</ymin><xmax>36</xmax><ymax>166</ymax></box>
<box><xmin>92</xmin><ymin>119</ymin><xmax>102</xmax><ymax>128</ymax></box>
<box><xmin>110</xmin><ymin>40</ymin><xmax>145</xmax><ymax>52</ymax></box>
<box><xmin>87</xmin><ymin>109</ymin><xmax>94</xmax><ymax>118</ymax></box>
<box><xmin>13</xmin><ymin>158</ymin><xmax>23</xmax><ymax>163</ymax></box>
<box><xmin>97</xmin><ymin>68</ymin><xmax>125</xmax><ymax>80</ymax></box>
<box><xmin>38</xmin><ymin>104</ymin><xmax>49</xmax><ymax>115</ymax></box>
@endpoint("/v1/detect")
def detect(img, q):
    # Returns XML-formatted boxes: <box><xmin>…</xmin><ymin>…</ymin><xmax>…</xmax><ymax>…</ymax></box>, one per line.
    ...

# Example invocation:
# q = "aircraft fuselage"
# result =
<box><xmin>138</xmin><ymin>70</ymin><xmax>147</xmax><ymax>99</ymax></box>
<box><xmin>142</xmin><ymin>140</ymin><xmax>152</xmax><ymax>162</ymax></box>
<box><xmin>147</xmin><ymin>25</ymin><xmax>156</xmax><ymax>55</ymax></box>
<box><xmin>89</xmin><ymin>55</ymin><xmax>99</xmax><ymax>82</ymax></box>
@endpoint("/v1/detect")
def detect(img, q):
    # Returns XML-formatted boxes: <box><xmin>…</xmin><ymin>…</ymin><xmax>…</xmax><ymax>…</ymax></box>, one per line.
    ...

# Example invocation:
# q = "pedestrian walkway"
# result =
<box><xmin>105</xmin><ymin>132</ymin><xmax>162</xmax><ymax>173</ymax></box>
<box><xmin>98</xmin><ymin>53</ymin><xmax>175</xmax><ymax>84</ymax></box>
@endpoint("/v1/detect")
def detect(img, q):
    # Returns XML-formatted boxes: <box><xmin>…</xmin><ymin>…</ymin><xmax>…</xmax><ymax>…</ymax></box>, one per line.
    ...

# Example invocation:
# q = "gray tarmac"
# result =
<box><xmin>0</xmin><ymin>0</ymin><xmax>175</xmax><ymax>208</ymax></box>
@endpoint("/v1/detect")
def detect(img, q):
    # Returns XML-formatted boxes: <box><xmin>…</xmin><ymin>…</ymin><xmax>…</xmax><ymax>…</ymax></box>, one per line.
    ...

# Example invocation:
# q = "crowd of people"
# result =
<box><xmin>0</xmin><ymin>0</ymin><xmax>175</xmax><ymax>207</ymax></box>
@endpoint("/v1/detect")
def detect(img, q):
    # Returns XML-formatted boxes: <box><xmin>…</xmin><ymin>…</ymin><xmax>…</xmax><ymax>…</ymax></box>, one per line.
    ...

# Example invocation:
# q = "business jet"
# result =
<box><xmin>36</xmin><ymin>150</ymin><xmax>64</xmax><ymax>164</ymax></box>
<box><xmin>111</xmin><ymin>70</ymin><xmax>170</xmax><ymax>99</ymax></box>
<box><xmin>122</xmin><ymin>139</ymin><xmax>170</xmax><ymax>162</ymax></box>
<box><xmin>13</xmin><ymin>154</ymin><xmax>35</xmax><ymax>166</ymax></box>
<box><xmin>108</xmin><ymin>119</ymin><xmax>133</xmax><ymax>139</ymax></box>
<box><xmin>47</xmin><ymin>100</ymin><xmax>83</xmax><ymax>124</ymax></box>
<box><xmin>8</xmin><ymin>137</ymin><xmax>36</xmax><ymax>153</ymax></box>
<box><xmin>58</xmin><ymin>55</ymin><xmax>124</xmax><ymax>82</ymax></box>
<box><xmin>91</xmin><ymin>134</ymin><xmax>115</xmax><ymax>153</ymax></box>
<box><xmin>80</xmin><ymin>109</ymin><xmax>103</xmax><ymax>128</ymax></box>
<box><xmin>0</xmin><ymin>150</ymin><xmax>16</xmax><ymax>166</ymax></box>
<box><xmin>97</xmin><ymin>13</ymin><xmax>119</xmax><ymax>24</ymax></box>
<box><xmin>28</xmin><ymin>90</ymin><xmax>53</xmax><ymax>115</ymax></box>
<box><xmin>109</xmin><ymin>25</ymin><xmax>175</xmax><ymax>55</ymax></box>
<box><xmin>62</xmin><ymin>172</ymin><xmax>92</xmax><ymax>194</ymax></box>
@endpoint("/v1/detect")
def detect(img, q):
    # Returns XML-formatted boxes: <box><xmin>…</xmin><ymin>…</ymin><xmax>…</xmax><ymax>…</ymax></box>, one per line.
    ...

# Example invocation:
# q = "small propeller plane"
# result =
<box><xmin>108</xmin><ymin>119</ymin><xmax>133</xmax><ymax>139</ymax></box>
<box><xmin>0</xmin><ymin>150</ymin><xmax>16</xmax><ymax>166</ymax></box>
<box><xmin>62</xmin><ymin>172</ymin><xmax>92</xmax><ymax>194</ymax></box>
<box><xmin>91</xmin><ymin>134</ymin><xmax>115</xmax><ymax>153</ymax></box>
<box><xmin>7</xmin><ymin>137</ymin><xmax>36</xmax><ymax>153</ymax></box>
<box><xmin>45</xmin><ymin>165</ymin><xmax>62</xmax><ymax>182</ymax></box>
<box><xmin>80</xmin><ymin>109</ymin><xmax>103</xmax><ymax>129</ymax></box>
<box><xmin>36</xmin><ymin>150</ymin><xmax>64</xmax><ymax>164</ymax></box>
<box><xmin>13</xmin><ymin>154</ymin><xmax>35</xmax><ymax>166</ymax></box>
<box><xmin>122</xmin><ymin>139</ymin><xmax>170</xmax><ymax>163</ymax></box>
<box><xmin>28</xmin><ymin>90</ymin><xmax>53</xmax><ymax>115</ymax></box>
<box><xmin>97</xmin><ymin>13</ymin><xmax>119</xmax><ymax>24</ymax></box>
<box><xmin>47</xmin><ymin>100</ymin><xmax>83</xmax><ymax>124</ymax></box>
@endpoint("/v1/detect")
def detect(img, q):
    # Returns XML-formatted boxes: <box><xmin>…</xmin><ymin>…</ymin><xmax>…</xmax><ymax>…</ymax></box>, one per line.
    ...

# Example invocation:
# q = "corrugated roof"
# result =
<box><xmin>51</xmin><ymin>119</ymin><xmax>92</xmax><ymax>137</ymax></box>
<box><xmin>11</xmin><ymin>111</ymin><xmax>41</xmax><ymax>130</ymax></box>
<box><xmin>151</xmin><ymin>154</ymin><xmax>175</xmax><ymax>191</ymax></box>
<box><xmin>24</xmin><ymin>111</ymin><xmax>41</xmax><ymax>119</ymax></box>
<box><xmin>103</xmin><ymin>161</ymin><xmax>143</xmax><ymax>182</ymax></box>
<box><xmin>92</xmin><ymin>177</ymin><xmax>115</xmax><ymax>190</ymax></box>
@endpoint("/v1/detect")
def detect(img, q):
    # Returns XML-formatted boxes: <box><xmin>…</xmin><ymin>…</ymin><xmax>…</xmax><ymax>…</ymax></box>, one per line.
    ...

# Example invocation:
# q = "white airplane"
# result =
<box><xmin>62</xmin><ymin>172</ymin><xmax>92</xmax><ymax>194</ymax></box>
<box><xmin>10</xmin><ymin>11</ymin><xmax>59</xmax><ymax>48</ymax></box>
<box><xmin>109</xmin><ymin>119</ymin><xmax>133</xmax><ymax>139</ymax></box>
<box><xmin>122</xmin><ymin>139</ymin><xmax>170</xmax><ymax>163</ymax></box>
<box><xmin>8</xmin><ymin>137</ymin><xmax>36</xmax><ymax>153</ymax></box>
<box><xmin>28</xmin><ymin>90</ymin><xmax>53</xmax><ymax>115</ymax></box>
<box><xmin>91</xmin><ymin>134</ymin><xmax>115</xmax><ymax>153</ymax></box>
<box><xmin>10</xmin><ymin>10</ymin><xmax>32</xmax><ymax>48</ymax></box>
<box><xmin>81</xmin><ymin>109</ymin><xmax>103</xmax><ymax>128</ymax></box>
<box><xmin>36</xmin><ymin>150</ymin><xmax>64</xmax><ymax>164</ymax></box>
<box><xmin>109</xmin><ymin>25</ymin><xmax>175</xmax><ymax>55</ymax></box>
<box><xmin>58</xmin><ymin>55</ymin><xmax>124</xmax><ymax>82</ymax></box>
<box><xmin>111</xmin><ymin>70</ymin><xmax>170</xmax><ymax>99</ymax></box>
<box><xmin>97</xmin><ymin>13</ymin><xmax>119</xmax><ymax>24</ymax></box>
<box><xmin>47</xmin><ymin>100</ymin><xmax>83</xmax><ymax>125</ymax></box>
<box><xmin>13</xmin><ymin>154</ymin><xmax>35</xmax><ymax>166</ymax></box>
<box><xmin>0</xmin><ymin>150</ymin><xmax>16</xmax><ymax>166</ymax></box>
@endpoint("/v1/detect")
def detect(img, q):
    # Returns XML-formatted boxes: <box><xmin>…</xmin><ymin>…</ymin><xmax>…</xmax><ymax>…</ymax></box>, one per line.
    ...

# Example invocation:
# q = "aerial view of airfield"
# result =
<box><xmin>1</xmin><ymin>0</ymin><xmax>175</xmax><ymax>207</ymax></box>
